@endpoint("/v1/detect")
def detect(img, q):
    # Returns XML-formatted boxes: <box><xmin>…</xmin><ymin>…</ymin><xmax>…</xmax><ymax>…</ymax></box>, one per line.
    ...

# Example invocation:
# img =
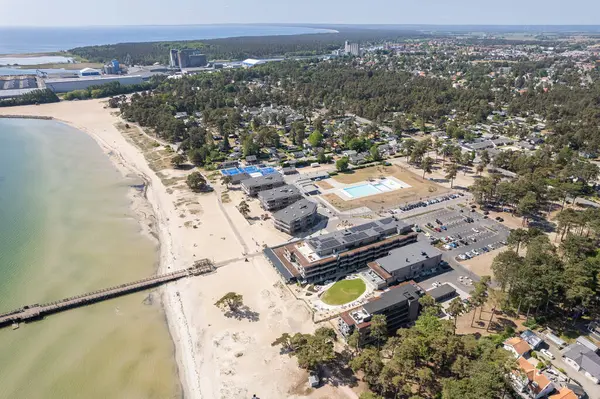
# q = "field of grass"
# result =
<box><xmin>320</xmin><ymin>279</ymin><xmax>366</xmax><ymax>306</ymax></box>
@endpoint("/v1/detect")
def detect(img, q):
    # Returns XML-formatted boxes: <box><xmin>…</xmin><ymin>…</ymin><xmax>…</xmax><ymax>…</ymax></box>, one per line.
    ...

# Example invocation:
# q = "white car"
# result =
<box><xmin>472</xmin><ymin>228</ymin><xmax>480</xmax><ymax>233</ymax></box>
<box><xmin>540</xmin><ymin>349</ymin><xmax>555</xmax><ymax>360</ymax></box>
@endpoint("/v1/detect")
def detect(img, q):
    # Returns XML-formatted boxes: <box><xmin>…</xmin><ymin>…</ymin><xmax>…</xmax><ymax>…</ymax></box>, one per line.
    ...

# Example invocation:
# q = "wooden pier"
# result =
<box><xmin>0</xmin><ymin>259</ymin><xmax>214</xmax><ymax>329</ymax></box>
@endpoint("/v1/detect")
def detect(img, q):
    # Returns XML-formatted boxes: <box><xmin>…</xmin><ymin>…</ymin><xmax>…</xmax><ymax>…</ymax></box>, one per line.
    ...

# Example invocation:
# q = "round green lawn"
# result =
<box><xmin>321</xmin><ymin>279</ymin><xmax>366</xmax><ymax>306</ymax></box>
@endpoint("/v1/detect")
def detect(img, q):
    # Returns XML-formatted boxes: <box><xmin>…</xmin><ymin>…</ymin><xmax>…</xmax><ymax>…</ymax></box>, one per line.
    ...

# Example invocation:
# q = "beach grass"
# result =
<box><xmin>321</xmin><ymin>279</ymin><xmax>366</xmax><ymax>306</ymax></box>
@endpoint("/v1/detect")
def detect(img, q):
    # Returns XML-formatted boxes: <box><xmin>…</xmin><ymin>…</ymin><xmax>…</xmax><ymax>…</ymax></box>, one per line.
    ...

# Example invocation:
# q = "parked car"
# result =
<box><xmin>441</xmin><ymin>226</ymin><xmax>447</xmax><ymax>231</ymax></box>
<box><xmin>472</xmin><ymin>228</ymin><xmax>480</xmax><ymax>233</ymax></box>
<box><xmin>483</xmin><ymin>211</ymin><xmax>490</xmax><ymax>215</ymax></box>
<box><xmin>471</xmin><ymin>204</ymin><xmax>477</xmax><ymax>209</ymax></box>
<box><xmin>540</xmin><ymin>349</ymin><xmax>555</xmax><ymax>360</ymax></box>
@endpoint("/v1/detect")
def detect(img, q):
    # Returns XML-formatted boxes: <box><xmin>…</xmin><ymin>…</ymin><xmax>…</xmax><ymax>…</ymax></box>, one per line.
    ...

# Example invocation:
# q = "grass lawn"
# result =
<box><xmin>321</xmin><ymin>279</ymin><xmax>366</xmax><ymax>306</ymax></box>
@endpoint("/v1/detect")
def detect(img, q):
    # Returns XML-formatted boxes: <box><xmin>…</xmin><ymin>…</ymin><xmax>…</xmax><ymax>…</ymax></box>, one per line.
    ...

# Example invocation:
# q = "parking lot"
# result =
<box><xmin>401</xmin><ymin>206</ymin><xmax>511</xmax><ymax>271</ymax></box>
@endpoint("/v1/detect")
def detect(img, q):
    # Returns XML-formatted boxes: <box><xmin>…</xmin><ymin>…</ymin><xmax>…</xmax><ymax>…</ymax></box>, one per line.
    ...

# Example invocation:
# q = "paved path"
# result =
<box><xmin>216</xmin><ymin>188</ymin><xmax>249</xmax><ymax>254</ymax></box>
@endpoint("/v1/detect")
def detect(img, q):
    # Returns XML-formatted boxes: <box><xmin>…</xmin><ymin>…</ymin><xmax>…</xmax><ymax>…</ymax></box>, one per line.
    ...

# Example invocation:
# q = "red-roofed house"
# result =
<box><xmin>504</xmin><ymin>337</ymin><xmax>532</xmax><ymax>358</ymax></box>
<box><xmin>511</xmin><ymin>357</ymin><xmax>555</xmax><ymax>399</ymax></box>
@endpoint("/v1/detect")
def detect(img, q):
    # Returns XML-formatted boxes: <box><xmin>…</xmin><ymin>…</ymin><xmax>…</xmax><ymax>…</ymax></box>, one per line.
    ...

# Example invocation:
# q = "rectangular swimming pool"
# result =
<box><xmin>343</xmin><ymin>184</ymin><xmax>382</xmax><ymax>198</ymax></box>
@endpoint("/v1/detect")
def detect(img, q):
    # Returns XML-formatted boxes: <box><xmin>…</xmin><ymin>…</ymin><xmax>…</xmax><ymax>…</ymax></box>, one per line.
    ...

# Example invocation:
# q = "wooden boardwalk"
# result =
<box><xmin>0</xmin><ymin>259</ymin><xmax>214</xmax><ymax>329</ymax></box>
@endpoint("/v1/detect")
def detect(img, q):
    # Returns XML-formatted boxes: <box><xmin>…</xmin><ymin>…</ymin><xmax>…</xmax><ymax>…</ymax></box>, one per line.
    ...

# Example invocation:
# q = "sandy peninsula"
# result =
<box><xmin>0</xmin><ymin>100</ymin><xmax>351</xmax><ymax>399</ymax></box>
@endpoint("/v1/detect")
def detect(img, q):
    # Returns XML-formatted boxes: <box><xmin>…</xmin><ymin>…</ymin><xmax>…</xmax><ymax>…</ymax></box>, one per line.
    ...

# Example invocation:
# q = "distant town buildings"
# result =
<box><xmin>344</xmin><ymin>41</ymin><xmax>361</xmax><ymax>56</ymax></box>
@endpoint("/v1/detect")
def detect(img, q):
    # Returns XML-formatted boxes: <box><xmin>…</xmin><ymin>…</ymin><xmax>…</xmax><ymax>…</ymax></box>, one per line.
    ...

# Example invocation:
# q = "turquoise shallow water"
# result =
<box><xmin>0</xmin><ymin>119</ymin><xmax>180</xmax><ymax>399</ymax></box>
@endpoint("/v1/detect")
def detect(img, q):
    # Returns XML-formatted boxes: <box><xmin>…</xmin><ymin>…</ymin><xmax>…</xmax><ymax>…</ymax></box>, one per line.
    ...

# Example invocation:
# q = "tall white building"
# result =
<box><xmin>344</xmin><ymin>41</ymin><xmax>361</xmax><ymax>56</ymax></box>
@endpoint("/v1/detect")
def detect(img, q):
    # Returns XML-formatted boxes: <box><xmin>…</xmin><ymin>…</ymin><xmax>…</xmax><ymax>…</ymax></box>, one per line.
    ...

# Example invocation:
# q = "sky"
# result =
<box><xmin>0</xmin><ymin>0</ymin><xmax>599</xmax><ymax>27</ymax></box>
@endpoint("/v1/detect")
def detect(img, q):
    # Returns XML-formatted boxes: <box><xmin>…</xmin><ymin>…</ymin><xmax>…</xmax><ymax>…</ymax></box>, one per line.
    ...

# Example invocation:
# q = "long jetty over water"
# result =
<box><xmin>0</xmin><ymin>259</ymin><xmax>214</xmax><ymax>329</ymax></box>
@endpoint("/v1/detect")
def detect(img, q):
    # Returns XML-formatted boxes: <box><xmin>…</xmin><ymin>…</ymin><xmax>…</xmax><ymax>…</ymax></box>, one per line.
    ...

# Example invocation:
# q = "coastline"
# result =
<box><xmin>0</xmin><ymin>103</ymin><xmax>200</xmax><ymax>398</ymax></box>
<box><xmin>0</xmin><ymin>99</ymin><xmax>335</xmax><ymax>399</ymax></box>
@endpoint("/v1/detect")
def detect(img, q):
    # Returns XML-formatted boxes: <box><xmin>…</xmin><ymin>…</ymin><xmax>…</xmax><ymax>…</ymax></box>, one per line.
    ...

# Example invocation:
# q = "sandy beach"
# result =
<box><xmin>0</xmin><ymin>100</ymin><xmax>344</xmax><ymax>399</ymax></box>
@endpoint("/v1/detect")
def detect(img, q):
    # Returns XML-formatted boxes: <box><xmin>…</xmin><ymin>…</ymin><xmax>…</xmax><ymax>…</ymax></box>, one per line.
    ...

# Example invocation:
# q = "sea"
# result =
<box><xmin>0</xmin><ymin>119</ymin><xmax>181</xmax><ymax>399</ymax></box>
<box><xmin>0</xmin><ymin>24</ymin><xmax>335</xmax><ymax>54</ymax></box>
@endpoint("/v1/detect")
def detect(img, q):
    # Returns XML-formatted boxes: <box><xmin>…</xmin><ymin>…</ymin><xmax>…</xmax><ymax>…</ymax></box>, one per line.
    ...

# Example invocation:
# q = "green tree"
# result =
<box><xmin>370</xmin><ymin>144</ymin><xmax>382</xmax><ymax>162</ymax></box>
<box><xmin>214</xmin><ymin>292</ymin><xmax>243</xmax><ymax>312</ymax></box>
<box><xmin>445</xmin><ymin>163</ymin><xmax>459</xmax><ymax>188</ymax></box>
<box><xmin>447</xmin><ymin>297</ymin><xmax>467</xmax><ymax>332</ymax></box>
<box><xmin>316</xmin><ymin>149</ymin><xmax>329</xmax><ymax>164</ymax></box>
<box><xmin>421</xmin><ymin>156</ymin><xmax>434</xmax><ymax>179</ymax></box>
<box><xmin>171</xmin><ymin>153</ymin><xmax>186</xmax><ymax>168</ymax></box>
<box><xmin>369</xmin><ymin>314</ymin><xmax>388</xmax><ymax>348</ymax></box>
<box><xmin>186</xmin><ymin>171</ymin><xmax>207</xmax><ymax>192</ymax></box>
<box><xmin>347</xmin><ymin>329</ymin><xmax>361</xmax><ymax>354</ymax></box>
<box><xmin>308</xmin><ymin>130</ymin><xmax>324</xmax><ymax>148</ymax></box>
<box><xmin>221</xmin><ymin>175</ymin><xmax>233</xmax><ymax>188</ymax></box>
<box><xmin>238</xmin><ymin>200</ymin><xmax>250</xmax><ymax>218</ymax></box>
<box><xmin>336</xmin><ymin>157</ymin><xmax>350</xmax><ymax>172</ymax></box>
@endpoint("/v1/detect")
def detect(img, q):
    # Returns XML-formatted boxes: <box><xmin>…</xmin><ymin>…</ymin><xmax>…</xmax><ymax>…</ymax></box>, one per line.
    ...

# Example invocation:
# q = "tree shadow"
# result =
<box><xmin>224</xmin><ymin>306</ymin><xmax>260</xmax><ymax>322</ymax></box>
<box><xmin>489</xmin><ymin>317</ymin><xmax>517</xmax><ymax>332</ymax></box>
<box><xmin>175</xmin><ymin>164</ymin><xmax>196</xmax><ymax>171</ymax></box>
<box><xmin>323</xmin><ymin>351</ymin><xmax>359</xmax><ymax>388</ymax></box>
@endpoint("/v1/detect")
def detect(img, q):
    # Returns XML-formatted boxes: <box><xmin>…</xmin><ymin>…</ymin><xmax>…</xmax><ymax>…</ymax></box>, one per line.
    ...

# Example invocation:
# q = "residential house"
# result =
<box><xmin>521</xmin><ymin>330</ymin><xmax>544</xmax><ymax>350</ymax></box>
<box><xmin>549</xmin><ymin>387</ymin><xmax>582</xmax><ymax>399</ymax></box>
<box><xmin>503</xmin><ymin>337</ymin><xmax>532</xmax><ymax>358</ymax></box>
<box><xmin>512</xmin><ymin>357</ymin><xmax>555</xmax><ymax>399</ymax></box>
<box><xmin>343</xmin><ymin>150</ymin><xmax>358</xmax><ymax>157</ymax></box>
<box><xmin>245</xmin><ymin>155</ymin><xmax>258</xmax><ymax>164</ymax></box>
<box><xmin>563</xmin><ymin>344</ymin><xmax>600</xmax><ymax>383</ymax></box>
<box><xmin>348</xmin><ymin>152</ymin><xmax>369</xmax><ymax>165</ymax></box>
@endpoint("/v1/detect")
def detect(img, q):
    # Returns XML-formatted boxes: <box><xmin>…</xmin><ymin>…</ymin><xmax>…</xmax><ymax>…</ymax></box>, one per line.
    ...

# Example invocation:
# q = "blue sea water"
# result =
<box><xmin>0</xmin><ymin>25</ymin><xmax>335</xmax><ymax>54</ymax></box>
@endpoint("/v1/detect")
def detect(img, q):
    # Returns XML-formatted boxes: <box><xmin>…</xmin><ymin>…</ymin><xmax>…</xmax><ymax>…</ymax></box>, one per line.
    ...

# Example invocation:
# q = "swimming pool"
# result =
<box><xmin>343</xmin><ymin>184</ymin><xmax>382</xmax><ymax>198</ymax></box>
<box><xmin>342</xmin><ymin>178</ymin><xmax>412</xmax><ymax>199</ymax></box>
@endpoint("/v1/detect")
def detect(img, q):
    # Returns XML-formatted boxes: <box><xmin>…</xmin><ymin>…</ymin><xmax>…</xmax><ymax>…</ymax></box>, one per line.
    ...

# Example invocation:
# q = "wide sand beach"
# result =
<box><xmin>0</xmin><ymin>100</ymin><xmax>351</xmax><ymax>399</ymax></box>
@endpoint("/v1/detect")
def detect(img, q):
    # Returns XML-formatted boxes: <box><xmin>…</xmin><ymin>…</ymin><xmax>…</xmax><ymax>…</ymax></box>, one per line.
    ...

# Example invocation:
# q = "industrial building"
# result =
<box><xmin>258</xmin><ymin>185</ymin><xmax>302</xmax><ymax>211</ymax></box>
<box><xmin>169</xmin><ymin>49</ymin><xmax>208</xmax><ymax>69</ymax></box>
<box><xmin>103</xmin><ymin>60</ymin><xmax>121</xmax><ymax>75</ymax></box>
<box><xmin>242</xmin><ymin>58</ymin><xmax>284</xmax><ymax>68</ymax></box>
<box><xmin>264</xmin><ymin>217</ymin><xmax>417</xmax><ymax>283</ymax></box>
<box><xmin>272</xmin><ymin>199</ymin><xmax>318</xmax><ymax>234</ymax></box>
<box><xmin>338</xmin><ymin>283</ymin><xmax>421</xmax><ymax>343</ymax></box>
<box><xmin>43</xmin><ymin>75</ymin><xmax>146</xmax><ymax>93</ymax></box>
<box><xmin>367</xmin><ymin>241</ymin><xmax>443</xmax><ymax>284</ymax></box>
<box><xmin>241</xmin><ymin>173</ymin><xmax>285</xmax><ymax>196</ymax></box>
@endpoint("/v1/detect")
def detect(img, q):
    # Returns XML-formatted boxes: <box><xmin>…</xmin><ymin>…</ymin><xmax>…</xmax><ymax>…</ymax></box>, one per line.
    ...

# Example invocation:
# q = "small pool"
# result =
<box><xmin>343</xmin><ymin>184</ymin><xmax>382</xmax><ymax>198</ymax></box>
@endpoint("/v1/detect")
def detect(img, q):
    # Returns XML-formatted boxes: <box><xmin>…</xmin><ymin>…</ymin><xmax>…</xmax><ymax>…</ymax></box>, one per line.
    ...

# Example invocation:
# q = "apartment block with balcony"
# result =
<box><xmin>338</xmin><ymin>283</ymin><xmax>421</xmax><ymax>343</ymax></box>
<box><xmin>264</xmin><ymin>217</ymin><xmax>416</xmax><ymax>283</ymax></box>
<box><xmin>258</xmin><ymin>185</ymin><xmax>302</xmax><ymax>211</ymax></box>
<box><xmin>272</xmin><ymin>199</ymin><xmax>318</xmax><ymax>234</ymax></box>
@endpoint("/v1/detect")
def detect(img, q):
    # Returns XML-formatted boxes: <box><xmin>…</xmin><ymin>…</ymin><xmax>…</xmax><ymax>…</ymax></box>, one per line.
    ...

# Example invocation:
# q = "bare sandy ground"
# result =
<box><xmin>0</xmin><ymin>100</ymin><xmax>343</xmax><ymax>399</ymax></box>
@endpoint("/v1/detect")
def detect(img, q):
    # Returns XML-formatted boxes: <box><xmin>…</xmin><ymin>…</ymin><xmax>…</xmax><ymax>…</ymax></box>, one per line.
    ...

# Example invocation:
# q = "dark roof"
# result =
<box><xmin>306</xmin><ymin>217</ymin><xmax>409</xmax><ymax>255</ymax></box>
<box><xmin>263</xmin><ymin>248</ymin><xmax>295</xmax><ymax>281</ymax></box>
<box><xmin>272</xmin><ymin>199</ymin><xmax>317</xmax><ymax>224</ymax></box>
<box><xmin>376</xmin><ymin>241</ymin><xmax>442</xmax><ymax>273</ymax></box>
<box><xmin>230</xmin><ymin>173</ymin><xmax>251</xmax><ymax>183</ymax></box>
<box><xmin>363</xmin><ymin>284</ymin><xmax>419</xmax><ymax>314</ymax></box>
<box><xmin>242</xmin><ymin>173</ymin><xmax>284</xmax><ymax>189</ymax></box>
<box><xmin>258</xmin><ymin>184</ymin><xmax>301</xmax><ymax>201</ymax></box>
<box><xmin>563</xmin><ymin>344</ymin><xmax>600</xmax><ymax>379</ymax></box>
<box><xmin>427</xmin><ymin>284</ymin><xmax>456</xmax><ymax>302</ymax></box>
